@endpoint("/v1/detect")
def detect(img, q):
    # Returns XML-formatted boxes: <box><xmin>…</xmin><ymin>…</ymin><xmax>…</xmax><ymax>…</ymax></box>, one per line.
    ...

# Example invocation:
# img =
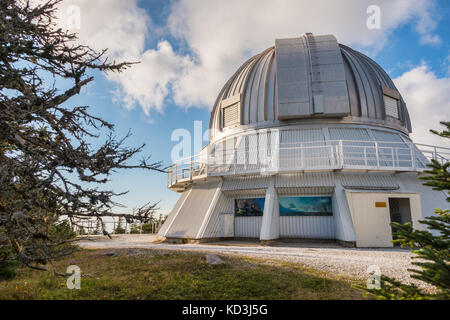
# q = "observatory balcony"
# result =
<box><xmin>167</xmin><ymin>140</ymin><xmax>449</xmax><ymax>191</ymax></box>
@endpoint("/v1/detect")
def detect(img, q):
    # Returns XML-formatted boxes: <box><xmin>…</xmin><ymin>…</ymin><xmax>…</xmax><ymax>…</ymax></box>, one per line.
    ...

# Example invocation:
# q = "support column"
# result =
<box><xmin>332</xmin><ymin>177</ymin><xmax>356</xmax><ymax>244</ymax></box>
<box><xmin>260</xmin><ymin>176</ymin><xmax>279</xmax><ymax>241</ymax></box>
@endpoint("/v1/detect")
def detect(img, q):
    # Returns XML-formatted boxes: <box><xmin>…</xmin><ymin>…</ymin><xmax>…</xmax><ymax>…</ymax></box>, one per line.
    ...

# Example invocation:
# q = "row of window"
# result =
<box><xmin>235</xmin><ymin>196</ymin><xmax>333</xmax><ymax>217</ymax></box>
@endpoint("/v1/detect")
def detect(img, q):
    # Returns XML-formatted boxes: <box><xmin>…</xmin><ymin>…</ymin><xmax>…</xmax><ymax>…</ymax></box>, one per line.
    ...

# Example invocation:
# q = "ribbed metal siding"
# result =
<box><xmin>275</xmin><ymin>172</ymin><xmax>334</xmax><ymax>188</ymax></box>
<box><xmin>328</xmin><ymin>128</ymin><xmax>372</xmax><ymax>141</ymax></box>
<box><xmin>158</xmin><ymin>191</ymin><xmax>189</xmax><ymax>237</ymax></box>
<box><xmin>280</xmin><ymin>216</ymin><xmax>335</xmax><ymax>239</ymax></box>
<box><xmin>202</xmin><ymin>192</ymin><xmax>233</xmax><ymax>238</ymax></box>
<box><xmin>339</xmin><ymin>174</ymin><xmax>399</xmax><ymax>190</ymax></box>
<box><xmin>277</xmin><ymin>187</ymin><xmax>334</xmax><ymax>195</ymax></box>
<box><xmin>223</xmin><ymin>189</ymin><xmax>266</xmax><ymax>197</ymax></box>
<box><xmin>340</xmin><ymin>44</ymin><xmax>411</xmax><ymax>131</ymax></box>
<box><xmin>371</xmin><ymin>129</ymin><xmax>403</xmax><ymax>142</ymax></box>
<box><xmin>235</xmin><ymin>216</ymin><xmax>262</xmax><ymax>238</ymax></box>
<box><xmin>165</xmin><ymin>181</ymin><xmax>220</xmax><ymax>238</ymax></box>
<box><xmin>222</xmin><ymin>175</ymin><xmax>270</xmax><ymax>190</ymax></box>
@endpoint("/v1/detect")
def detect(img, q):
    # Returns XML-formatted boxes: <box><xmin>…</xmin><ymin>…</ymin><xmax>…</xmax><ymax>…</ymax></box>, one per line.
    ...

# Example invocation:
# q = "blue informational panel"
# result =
<box><xmin>279</xmin><ymin>196</ymin><xmax>332</xmax><ymax>216</ymax></box>
<box><xmin>235</xmin><ymin>198</ymin><xmax>265</xmax><ymax>216</ymax></box>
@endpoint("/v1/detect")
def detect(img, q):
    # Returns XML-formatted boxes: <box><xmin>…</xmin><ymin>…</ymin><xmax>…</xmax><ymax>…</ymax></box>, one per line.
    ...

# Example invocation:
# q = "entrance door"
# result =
<box><xmin>388</xmin><ymin>198</ymin><xmax>412</xmax><ymax>239</ymax></box>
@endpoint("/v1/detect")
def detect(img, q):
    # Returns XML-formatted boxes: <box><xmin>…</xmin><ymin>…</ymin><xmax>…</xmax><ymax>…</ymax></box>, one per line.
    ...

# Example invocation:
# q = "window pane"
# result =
<box><xmin>235</xmin><ymin>198</ymin><xmax>265</xmax><ymax>216</ymax></box>
<box><xmin>279</xmin><ymin>196</ymin><xmax>332</xmax><ymax>216</ymax></box>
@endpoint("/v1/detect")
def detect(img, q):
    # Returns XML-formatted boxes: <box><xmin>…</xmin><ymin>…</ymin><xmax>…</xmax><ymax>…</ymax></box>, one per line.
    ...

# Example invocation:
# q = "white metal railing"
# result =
<box><xmin>167</xmin><ymin>140</ymin><xmax>450</xmax><ymax>188</ymax></box>
<box><xmin>415</xmin><ymin>143</ymin><xmax>450</xmax><ymax>165</ymax></box>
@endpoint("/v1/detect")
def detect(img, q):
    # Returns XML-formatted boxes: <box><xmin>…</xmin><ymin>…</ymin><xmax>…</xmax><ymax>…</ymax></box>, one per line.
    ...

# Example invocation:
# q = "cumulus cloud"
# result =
<box><xmin>108</xmin><ymin>41</ymin><xmax>193</xmax><ymax>114</ymax></box>
<box><xmin>394</xmin><ymin>64</ymin><xmax>450</xmax><ymax>146</ymax></box>
<box><xmin>55</xmin><ymin>0</ymin><xmax>148</xmax><ymax>59</ymax></box>
<box><xmin>168</xmin><ymin>0</ymin><xmax>442</xmax><ymax>108</ymax></box>
<box><xmin>412</xmin><ymin>2</ymin><xmax>442</xmax><ymax>46</ymax></box>
<box><xmin>54</xmin><ymin>0</ymin><xmax>189</xmax><ymax>113</ymax></box>
<box><xmin>52</xmin><ymin>0</ymin><xmax>442</xmax><ymax>116</ymax></box>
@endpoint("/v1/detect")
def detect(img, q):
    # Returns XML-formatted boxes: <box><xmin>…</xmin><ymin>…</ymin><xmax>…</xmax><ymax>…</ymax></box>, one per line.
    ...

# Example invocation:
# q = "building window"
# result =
<box><xmin>279</xmin><ymin>196</ymin><xmax>332</xmax><ymax>216</ymax></box>
<box><xmin>384</xmin><ymin>95</ymin><xmax>399</xmax><ymax>119</ymax></box>
<box><xmin>235</xmin><ymin>198</ymin><xmax>265</xmax><ymax>216</ymax></box>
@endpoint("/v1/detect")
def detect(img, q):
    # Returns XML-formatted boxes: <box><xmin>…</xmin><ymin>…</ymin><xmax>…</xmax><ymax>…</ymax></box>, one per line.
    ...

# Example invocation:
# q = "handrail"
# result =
<box><xmin>167</xmin><ymin>139</ymin><xmax>449</xmax><ymax>188</ymax></box>
<box><xmin>415</xmin><ymin>142</ymin><xmax>450</xmax><ymax>150</ymax></box>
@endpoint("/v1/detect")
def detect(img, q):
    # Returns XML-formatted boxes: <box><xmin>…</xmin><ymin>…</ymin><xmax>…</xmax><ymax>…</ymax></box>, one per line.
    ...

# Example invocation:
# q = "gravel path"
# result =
<box><xmin>78</xmin><ymin>234</ymin><xmax>429</xmax><ymax>289</ymax></box>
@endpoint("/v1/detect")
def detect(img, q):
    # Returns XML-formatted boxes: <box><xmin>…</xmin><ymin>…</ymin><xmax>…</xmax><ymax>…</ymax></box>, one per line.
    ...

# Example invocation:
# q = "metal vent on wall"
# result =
<box><xmin>221</xmin><ymin>94</ymin><xmax>241</xmax><ymax>127</ymax></box>
<box><xmin>382</xmin><ymin>86</ymin><xmax>400</xmax><ymax>119</ymax></box>
<box><xmin>384</xmin><ymin>95</ymin><xmax>399</xmax><ymax>119</ymax></box>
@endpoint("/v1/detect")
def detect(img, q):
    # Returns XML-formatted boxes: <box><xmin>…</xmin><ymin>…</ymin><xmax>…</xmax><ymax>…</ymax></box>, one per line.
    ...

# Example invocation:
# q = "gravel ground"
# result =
<box><xmin>77</xmin><ymin>234</ymin><xmax>430</xmax><ymax>289</ymax></box>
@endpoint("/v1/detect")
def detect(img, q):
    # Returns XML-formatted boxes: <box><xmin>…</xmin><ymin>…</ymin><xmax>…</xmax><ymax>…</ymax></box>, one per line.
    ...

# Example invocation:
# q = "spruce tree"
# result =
<box><xmin>361</xmin><ymin>121</ymin><xmax>450</xmax><ymax>299</ymax></box>
<box><xmin>0</xmin><ymin>0</ymin><xmax>163</xmax><ymax>274</ymax></box>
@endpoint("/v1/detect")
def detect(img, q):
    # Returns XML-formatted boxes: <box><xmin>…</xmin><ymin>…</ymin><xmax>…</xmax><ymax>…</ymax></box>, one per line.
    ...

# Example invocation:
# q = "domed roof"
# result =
<box><xmin>209</xmin><ymin>33</ymin><xmax>411</xmax><ymax>141</ymax></box>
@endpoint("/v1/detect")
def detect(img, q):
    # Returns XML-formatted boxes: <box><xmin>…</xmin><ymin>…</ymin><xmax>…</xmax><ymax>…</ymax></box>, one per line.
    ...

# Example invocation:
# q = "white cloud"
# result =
<box><xmin>108</xmin><ymin>41</ymin><xmax>193</xmax><ymax>114</ymax></box>
<box><xmin>54</xmin><ymin>0</ymin><xmax>187</xmax><ymax>113</ymax></box>
<box><xmin>56</xmin><ymin>0</ymin><xmax>148</xmax><ymax>59</ymax></box>
<box><xmin>413</xmin><ymin>2</ymin><xmax>442</xmax><ymax>46</ymax></box>
<box><xmin>51</xmin><ymin>0</ymin><xmax>442</xmax><ymax>116</ymax></box>
<box><xmin>394</xmin><ymin>64</ymin><xmax>450</xmax><ymax>146</ymax></box>
<box><xmin>167</xmin><ymin>0</ymin><xmax>442</xmax><ymax>108</ymax></box>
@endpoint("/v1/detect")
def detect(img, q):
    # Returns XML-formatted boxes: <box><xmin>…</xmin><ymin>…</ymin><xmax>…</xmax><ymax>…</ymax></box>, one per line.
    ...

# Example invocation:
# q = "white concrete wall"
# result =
<box><xmin>397</xmin><ymin>174</ymin><xmax>449</xmax><ymax>219</ymax></box>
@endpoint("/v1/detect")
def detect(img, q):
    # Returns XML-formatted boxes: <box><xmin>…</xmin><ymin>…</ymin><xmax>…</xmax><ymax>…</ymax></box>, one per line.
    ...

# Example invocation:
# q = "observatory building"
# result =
<box><xmin>158</xmin><ymin>33</ymin><xmax>448</xmax><ymax>247</ymax></box>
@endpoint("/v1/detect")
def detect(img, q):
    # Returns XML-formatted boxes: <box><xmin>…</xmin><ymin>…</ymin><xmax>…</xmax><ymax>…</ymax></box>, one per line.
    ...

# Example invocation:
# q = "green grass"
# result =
<box><xmin>0</xmin><ymin>249</ymin><xmax>366</xmax><ymax>299</ymax></box>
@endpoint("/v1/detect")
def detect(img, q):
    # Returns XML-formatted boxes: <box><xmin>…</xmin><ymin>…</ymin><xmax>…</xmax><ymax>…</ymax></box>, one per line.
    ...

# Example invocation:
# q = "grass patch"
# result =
<box><xmin>0</xmin><ymin>249</ymin><xmax>366</xmax><ymax>299</ymax></box>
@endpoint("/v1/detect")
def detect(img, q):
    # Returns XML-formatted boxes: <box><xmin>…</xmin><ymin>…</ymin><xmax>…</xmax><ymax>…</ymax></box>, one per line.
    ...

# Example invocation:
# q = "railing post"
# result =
<box><xmin>339</xmin><ymin>140</ymin><xmax>344</xmax><ymax>167</ymax></box>
<box><xmin>394</xmin><ymin>147</ymin><xmax>398</xmax><ymax>168</ymax></box>
<box><xmin>410</xmin><ymin>143</ymin><xmax>416</xmax><ymax>170</ymax></box>
<box><xmin>375</xmin><ymin>142</ymin><xmax>380</xmax><ymax>169</ymax></box>
<box><xmin>391</xmin><ymin>148</ymin><xmax>395</xmax><ymax>168</ymax></box>
<box><xmin>234</xmin><ymin>148</ymin><xmax>237</xmax><ymax>174</ymax></box>
<box><xmin>300</xmin><ymin>142</ymin><xmax>303</xmax><ymax>168</ymax></box>
<box><xmin>364</xmin><ymin>146</ymin><xmax>367</xmax><ymax>166</ymax></box>
<box><xmin>174</xmin><ymin>163</ymin><xmax>178</xmax><ymax>182</ymax></box>
<box><xmin>190</xmin><ymin>158</ymin><xmax>193</xmax><ymax>180</ymax></box>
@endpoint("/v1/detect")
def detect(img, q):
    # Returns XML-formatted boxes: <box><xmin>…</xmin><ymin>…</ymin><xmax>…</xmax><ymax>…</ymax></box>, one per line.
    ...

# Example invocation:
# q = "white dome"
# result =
<box><xmin>209</xmin><ymin>33</ymin><xmax>411</xmax><ymax>142</ymax></box>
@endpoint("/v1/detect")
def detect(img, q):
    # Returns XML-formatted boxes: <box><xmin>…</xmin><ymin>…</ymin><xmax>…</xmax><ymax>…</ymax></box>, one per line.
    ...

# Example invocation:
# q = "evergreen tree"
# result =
<box><xmin>92</xmin><ymin>220</ymin><xmax>102</xmax><ymax>235</ymax></box>
<box><xmin>114</xmin><ymin>218</ymin><xmax>126</xmax><ymax>234</ymax></box>
<box><xmin>0</xmin><ymin>0</ymin><xmax>163</xmax><ymax>274</ymax></box>
<box><xmin>360</xmin><ymin>121</ymin><xmax>450</xmax><ymax>299</ymax></box>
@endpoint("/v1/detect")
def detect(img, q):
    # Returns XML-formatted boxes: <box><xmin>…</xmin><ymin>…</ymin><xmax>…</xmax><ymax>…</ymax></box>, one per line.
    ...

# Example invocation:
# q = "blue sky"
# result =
<box><xmin>53</xmin><ymin>0</ymin><xmax>449</xmax><ymax>215</ymax></box>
